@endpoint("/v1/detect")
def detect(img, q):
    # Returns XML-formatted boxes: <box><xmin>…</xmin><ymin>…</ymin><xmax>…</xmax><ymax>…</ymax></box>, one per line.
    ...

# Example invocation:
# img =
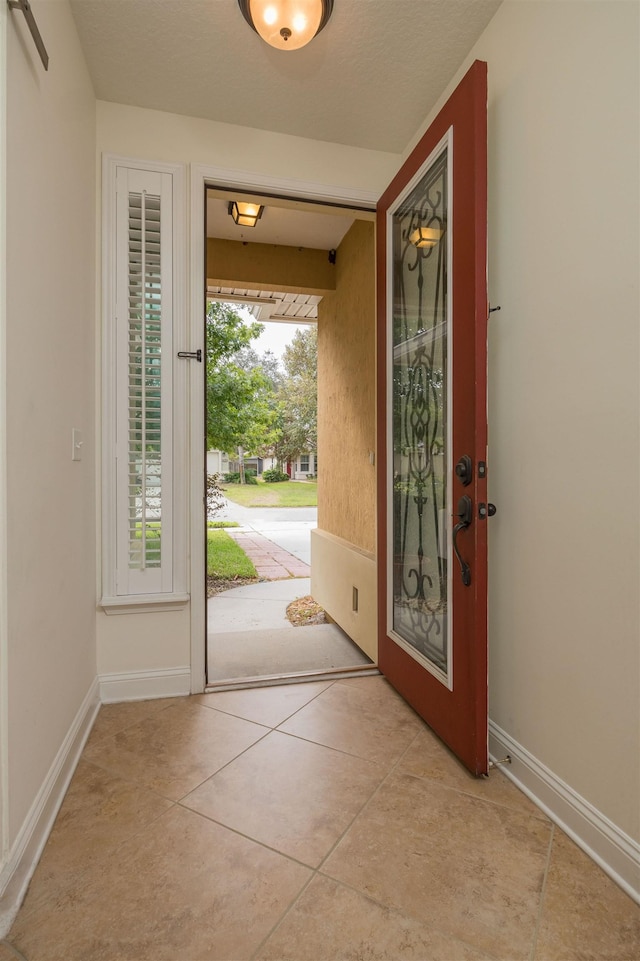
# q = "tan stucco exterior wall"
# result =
<box><xmin>312</xmin><ymin>219</ymin><xmax>378</xmax><ymax>661</ymax></box>
<box><xmin>318</xmin><ymin>220</ymin><xmax>376</xmax><ymax>553</ymax></box>
<box><xmin>207</xmin><ymin>238</ymin><xmax>336</xmax><ymax>293</ymax></box>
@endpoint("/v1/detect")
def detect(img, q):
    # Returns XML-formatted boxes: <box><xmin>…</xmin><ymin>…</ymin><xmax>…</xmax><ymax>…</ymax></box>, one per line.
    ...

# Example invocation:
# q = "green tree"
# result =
<box><xmin>276</xmin><ymin>327</ymin><xmax>317</xmax><ymax>465</ymax></box>
<box><xmin>206</xmin><ymin>303</ymin><xmax>279</xmax><ymax>479</ymax></box>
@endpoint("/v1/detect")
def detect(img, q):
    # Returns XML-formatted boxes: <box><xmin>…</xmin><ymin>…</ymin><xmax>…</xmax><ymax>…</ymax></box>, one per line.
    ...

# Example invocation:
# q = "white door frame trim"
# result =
<box><xmin>188</xmin><ymin>164</ymin><xmax>377</xmax><ymax>693</ymax></box>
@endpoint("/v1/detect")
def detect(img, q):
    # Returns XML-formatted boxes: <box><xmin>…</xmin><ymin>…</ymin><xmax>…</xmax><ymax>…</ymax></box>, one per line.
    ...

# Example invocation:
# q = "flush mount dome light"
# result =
<box><xmin>228</xmin><ymin>201</ymin><xmax>264</xmax><ymax>227</ymax></box>
<box><xmin>238</xmin><ymin>0</ymin><xmax>334</xmax><ymax>51</ymax></box>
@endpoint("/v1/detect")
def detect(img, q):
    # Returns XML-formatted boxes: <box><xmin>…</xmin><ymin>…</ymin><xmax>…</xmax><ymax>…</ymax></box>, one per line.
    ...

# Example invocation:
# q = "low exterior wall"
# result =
<box><xmin>311</xmin><ymin>528</ymin><xmax>377</xmax><ymax>663</ymax></box>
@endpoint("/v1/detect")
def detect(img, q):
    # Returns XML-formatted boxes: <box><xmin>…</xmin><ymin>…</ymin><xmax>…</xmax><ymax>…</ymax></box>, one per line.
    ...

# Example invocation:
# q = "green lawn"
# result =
<box><xmin>207</xmin><ymin>529</ymin><xmax>257</xmax><ymax>578</ymax></box>
<box><xmin>222</xmin><ymin>479</ymin><xmax>317</xmax><ymax>508</ymax></box>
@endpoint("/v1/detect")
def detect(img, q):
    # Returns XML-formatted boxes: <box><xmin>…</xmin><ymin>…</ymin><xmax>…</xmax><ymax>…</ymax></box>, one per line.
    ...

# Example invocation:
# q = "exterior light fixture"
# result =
<box><xmin>409</xmin><ymin>226</ymin><xmax>444</xmax><ymax>249</ymax></box>
<box><xmin>228</xmin><ymin>201</ymin><xmax>264</xmax><ymax>228</ymax></box>
<box><xmin>238</xmin><ymin>0</ymin><xmax>334</xmax><ymax>51</ymax></box>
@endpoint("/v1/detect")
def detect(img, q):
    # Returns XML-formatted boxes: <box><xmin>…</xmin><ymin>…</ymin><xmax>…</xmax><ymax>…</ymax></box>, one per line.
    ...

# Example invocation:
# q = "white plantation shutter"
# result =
<box><xmin>126</xmin><ymin>190</ymin><xmax>163</xmax><ymax>572</ymax></box>
<box><xmin>102</xmin><ymin>160</ymin><xmax>187</xmax><ymax>608</ymax></box>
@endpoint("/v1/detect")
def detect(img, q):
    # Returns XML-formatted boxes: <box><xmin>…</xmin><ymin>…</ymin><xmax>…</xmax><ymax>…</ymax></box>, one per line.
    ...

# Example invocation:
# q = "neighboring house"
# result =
<box><xmin>220</xmin><ymin>452</ymin><xmax>316</xmax><ymax>480</ymax></box>
<box><xmin>290</xmin><ymin>452</ymin><xmax>317</xmax><ymax>480</ymax></box>
<box><xmin>226</xmin><ymin>455</ymin><xmax>278</xmax><ymax>475</ymax></box>
<box><xmin>205</xmin><ymin>449</ymin><xmax>230</xmax><ymax>477</ymax></box>
<box><xmin>1</xmin><ymin>0</ymin><xmax>638</xmax><ymax>931</ymax></box>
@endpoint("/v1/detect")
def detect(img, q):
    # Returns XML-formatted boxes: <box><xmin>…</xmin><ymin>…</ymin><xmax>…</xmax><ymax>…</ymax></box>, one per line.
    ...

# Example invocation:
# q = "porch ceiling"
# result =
<box><xmin>69</xmin><ymin>0</ymin><xmax>501</xmax><ymax>154</ymax></box>
<box><xmin>206</xmin><ymin>287</ymin><xmax>320</xmax><ymax>323</ymax></box>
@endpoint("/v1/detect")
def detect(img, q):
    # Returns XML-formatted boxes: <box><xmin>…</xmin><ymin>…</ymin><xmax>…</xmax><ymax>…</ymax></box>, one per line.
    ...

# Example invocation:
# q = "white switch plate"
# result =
<box><xmin>72</xmin><ymin>428</ymin><xmax>83</xmax><ymax>462</ymax></box>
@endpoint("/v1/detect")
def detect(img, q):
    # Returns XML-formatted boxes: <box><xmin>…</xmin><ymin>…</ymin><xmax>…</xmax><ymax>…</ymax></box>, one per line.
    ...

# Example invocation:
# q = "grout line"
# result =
<box><xmin>175</xmin><ymin>728</ymin><xmax>276</xmax><ymax>800</ymax></box>
<box><xmin>198</xmin><ymin>680</ymin><xmax>338</xmax><ymax>726</ymax></box>
<box><xmin>88</xmin><ymin>696</ymin><xmax>186</xmax><ymax>745</ymax></box>
<box><xmin>313</xmin><ymin>725</ymin><xmax>423</xmax><ymax>874</ymax></box>
<box><xmin>270</xmin><ymin>726</ymin><xmax>397</xmax><ymax>766</ymax></box>
<box><xmin>178</xmin><ymin>680</ymin><xmax>344</xmax><ymax>797</ymax></box>
<box><xmin>176</xmin><ymin>803</ymin><xmax>317</xmax><ymax>874</ymax></box>
<box><xmin>248</xmin><ymin>869</ymin><xmax>317</xmax><ymax>961</ymax></box>
<box><xmin>247</xmin><ymin>726</ymin><xmax>453</xmax><ymax>961</ymax></box>
<box><xmin>529</xmin><ymin>822</ymin><xmax>555</xmax><ymax>961</ymax></box>
<box><xmin>10</xmin><ymin>795</ymin><xmax>180</xmax><ymax>930</ymax></box>
<box><xmin>1</xmin><ymin>941</ymin><xmax>29</xmax><ymax>961</ymax></box>
<box><xmin>309</xmin><ymin>726</ymin><xmax>538</xmax><ymax>961</ymax></box>
<box><xmin>212</xmin><ymin>692</ymin><xmax>428</xmax><ymax>960</ymax></box>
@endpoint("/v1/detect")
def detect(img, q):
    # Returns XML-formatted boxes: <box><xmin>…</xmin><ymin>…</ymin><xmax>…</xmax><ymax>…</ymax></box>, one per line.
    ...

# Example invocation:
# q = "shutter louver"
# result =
<box><xmin>127</xmin><ymin>192</ymin><xmax>163</xmax><ymax>572</ymax></box>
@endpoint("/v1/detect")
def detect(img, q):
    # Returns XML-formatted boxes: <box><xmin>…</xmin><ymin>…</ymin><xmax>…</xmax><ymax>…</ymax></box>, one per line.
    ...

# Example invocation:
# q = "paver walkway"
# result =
<box><xmin>226</xmin><ymin>529</ymin><xmax>310</xmax><ymax>580</ymax></box>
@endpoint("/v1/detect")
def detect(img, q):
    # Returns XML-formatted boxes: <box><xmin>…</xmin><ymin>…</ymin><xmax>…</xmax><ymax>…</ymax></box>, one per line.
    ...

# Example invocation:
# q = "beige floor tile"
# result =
<box><xmin>14</xmin><ymin>760</ymin><xmax>173</xmax><ymax>921</ymax></box>
<box><xmin>83</xmin><ymin>698</ymin><xmax>268</xmax><ymax>800</ymax></box>
<box><xmin>278</xmin><ymin>676</ymin><xmax>423</xmax><ymax>766</ymax></box>
<box><xmin>9</xmin><ymin>805</ymin><xmax>311</xmax><ymax>961</ymax></box>
<box><xmin>323</xmin><ymin>771</ymin><xmax>552</xmax><ymax>960</ymax></box>
<box><xmin>87</xmin><ymin>696</ymin><xmax>187</xmax><ymax>745</ymax></box>
<box><xmin>182</xmin><ymin>729</ymin><xmax>384</xmax><ymax>867</ymax></box>
<box><xmin>195</xmin><ymin>680</ymin><xmax>333</xmax><ymax>728</ymax></box>
<box><xmin>399</xmin><ymin>727</ymin><xmax>549</xmax><ymax>820</ymax></box>
<box><xmin>534</xmin><ymin>830</ymin><xmax>640</xmax><ymax>960</ymax></box>
<box><xmin>255</xmin><ymin>874</ymin><xmax>496</xmax><ymax>960</ymax></box>
<box><xmin>0</xmin><ymin>943</ymin><xmax>26</xmax><ymax>961</ymax></box>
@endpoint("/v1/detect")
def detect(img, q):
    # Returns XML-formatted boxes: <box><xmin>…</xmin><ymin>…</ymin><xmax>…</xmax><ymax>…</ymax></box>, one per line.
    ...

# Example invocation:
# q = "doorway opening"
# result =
<box><xmin>203</xmin><ymin>185</ymin><xmax>377</xmax><ymax>688</ymax></box>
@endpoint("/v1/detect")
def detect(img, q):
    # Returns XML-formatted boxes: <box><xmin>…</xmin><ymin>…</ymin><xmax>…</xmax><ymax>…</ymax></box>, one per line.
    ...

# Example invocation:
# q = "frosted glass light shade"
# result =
<box><xmin>239</xmin><ymin>0</ymin><xmax>333</xmax><ymax>51</ymax></box>
<box><xmin>228</xmin><ymin>201</ymin><xmax>264</xmax><ymax>227</ymax></box>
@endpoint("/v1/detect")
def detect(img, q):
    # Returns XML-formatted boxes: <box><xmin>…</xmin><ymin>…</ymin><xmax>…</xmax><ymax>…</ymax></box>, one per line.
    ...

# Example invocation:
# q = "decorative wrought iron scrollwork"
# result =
<box><xmin>392</xmin><ymin>148</ymin><xmax>449</xmax><ymax>672</ymax></box>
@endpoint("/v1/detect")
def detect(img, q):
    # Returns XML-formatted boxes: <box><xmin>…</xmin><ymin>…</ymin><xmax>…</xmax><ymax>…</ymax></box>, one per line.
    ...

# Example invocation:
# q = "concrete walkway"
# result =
<box><xmin>224</xmin><ymin>529</ymin><xmax>310</xmax><ymax>580</ymax></box>
<box><xmin>208</xmin><ymin>499</ymin><xmax>373</xmax><ymax>682</ymax></box>
<box><xmin>217</xmin><ymin>502</ymin><xmax>316</xmax><ymax>566</ymax></box>
<box><xmin>207</xmin><ymin>579</ymin><xmax>372</xmax><ymax>682</ymax></box>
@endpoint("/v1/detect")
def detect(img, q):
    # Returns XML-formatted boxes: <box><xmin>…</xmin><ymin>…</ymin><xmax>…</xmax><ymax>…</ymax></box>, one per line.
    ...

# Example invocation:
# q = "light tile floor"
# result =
<box><xmin>5</xmin><ymin>678</ymin><xmax>639</xmax><ymax>960</ymax></box>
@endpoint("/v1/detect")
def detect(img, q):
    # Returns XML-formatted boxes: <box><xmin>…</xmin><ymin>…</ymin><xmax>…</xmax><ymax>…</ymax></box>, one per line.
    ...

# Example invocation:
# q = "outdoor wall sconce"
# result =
<box><xmin>228</xmin><ymin>201</ymin><xmax>264</xmax><ymax>228</ymax></box>
<box><xmin>409</xmin><ymin>226</ymin><xmax>444</xmax><ymax>249</ymax></box>
<box><xmin>238</xmin><ymin>0</ymin><xmax>334</xmax><ymax>51</ymax></box>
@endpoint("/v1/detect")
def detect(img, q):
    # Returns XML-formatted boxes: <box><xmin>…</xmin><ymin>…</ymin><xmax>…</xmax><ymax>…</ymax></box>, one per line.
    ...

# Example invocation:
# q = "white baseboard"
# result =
<box><xmin>99</xmin><ymin>666</ymin><xmax>191</xmax><ymax>703</ymax></box>
<box><xmin>489</xmin><ymin>721</ymin><xmax>640</xmax><ymax>904</ymax></box>
<box><xmin>0</xmin><ymin>678</ymin><xmax>100</xmax><ymax>936</ymax></box>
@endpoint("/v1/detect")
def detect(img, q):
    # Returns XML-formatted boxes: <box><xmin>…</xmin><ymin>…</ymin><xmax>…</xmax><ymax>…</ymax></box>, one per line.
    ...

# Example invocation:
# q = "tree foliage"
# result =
<box><xmin>273</xmin><ymin>327</ymin><xmax>317</xmax><ymax>464</ymax></box>
<box><xmin>206</xmin><ymin>304</ymin><xmax>318</xmax><ymax>474</ymax></box>
<box><xmin>206</xmin><ymin>303</ymin><xmax>278</xmax><ymax>456</ymax></box>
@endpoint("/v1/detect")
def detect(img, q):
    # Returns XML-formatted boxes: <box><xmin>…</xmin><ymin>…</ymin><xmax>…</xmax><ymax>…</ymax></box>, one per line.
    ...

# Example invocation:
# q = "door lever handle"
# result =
<box><xmin>177</xmin><ymin>349</ymin><xmax>202</xmax><ymax>362</ymax></box>
<box><xmin>452</xmin><ymin>495</ymin><xmax>472</xmax><ymax>587</ymax></box>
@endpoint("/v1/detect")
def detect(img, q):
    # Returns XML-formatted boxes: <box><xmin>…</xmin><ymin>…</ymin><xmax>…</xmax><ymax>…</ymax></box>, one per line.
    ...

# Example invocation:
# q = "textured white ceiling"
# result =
<box><xmin>70</xmin><ymin>0</ymin><xmax>500</xmax><ymax>153</ymax></box>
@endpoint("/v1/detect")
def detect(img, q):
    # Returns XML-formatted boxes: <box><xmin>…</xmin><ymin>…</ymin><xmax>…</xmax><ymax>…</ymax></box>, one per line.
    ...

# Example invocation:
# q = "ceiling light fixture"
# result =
<box><xmin>238</xmin><ymin>0</ymin><xmax>334</xmax><ymax>51</ymax></box>
<box><xmin>409</xmin><ymin>226</ymin><xmax>444</xmax><ymax>249</ymax></box>
<box><xmin>228</xmin><ymin>201</ymin><xmax>264</xmax><ymax>228</ymax></box>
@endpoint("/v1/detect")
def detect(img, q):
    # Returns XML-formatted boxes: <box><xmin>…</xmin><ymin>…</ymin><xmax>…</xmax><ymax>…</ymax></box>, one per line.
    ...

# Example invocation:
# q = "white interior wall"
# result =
<box><xmin>3</xmin><ymin>0</ymin><xmax>97</xmax><ymax>854</ymax></box>
<box><xmin>409</xmin><ymin>0</ymin><xmax>639</xmax><ymax>851</ymax></box>
<box><xmin>96</xmin><ymin>101</ymin><xmax>400</xmax><ymax>194</ymax></box>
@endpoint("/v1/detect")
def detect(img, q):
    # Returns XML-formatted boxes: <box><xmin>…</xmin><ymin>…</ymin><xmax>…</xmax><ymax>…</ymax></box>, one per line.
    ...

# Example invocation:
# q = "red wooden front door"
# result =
<box><xmin>376</xmin><ymin>61</ymin><xmax>489</xmax><ymax>775</ymax></box>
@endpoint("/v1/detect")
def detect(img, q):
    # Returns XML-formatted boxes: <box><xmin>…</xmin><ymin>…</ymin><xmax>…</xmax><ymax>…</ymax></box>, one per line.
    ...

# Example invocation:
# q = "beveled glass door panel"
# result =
<box><xmin>390</xmin><ymin>139</ymin><xmax>451</xmax><ymax>686</ymax></box>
